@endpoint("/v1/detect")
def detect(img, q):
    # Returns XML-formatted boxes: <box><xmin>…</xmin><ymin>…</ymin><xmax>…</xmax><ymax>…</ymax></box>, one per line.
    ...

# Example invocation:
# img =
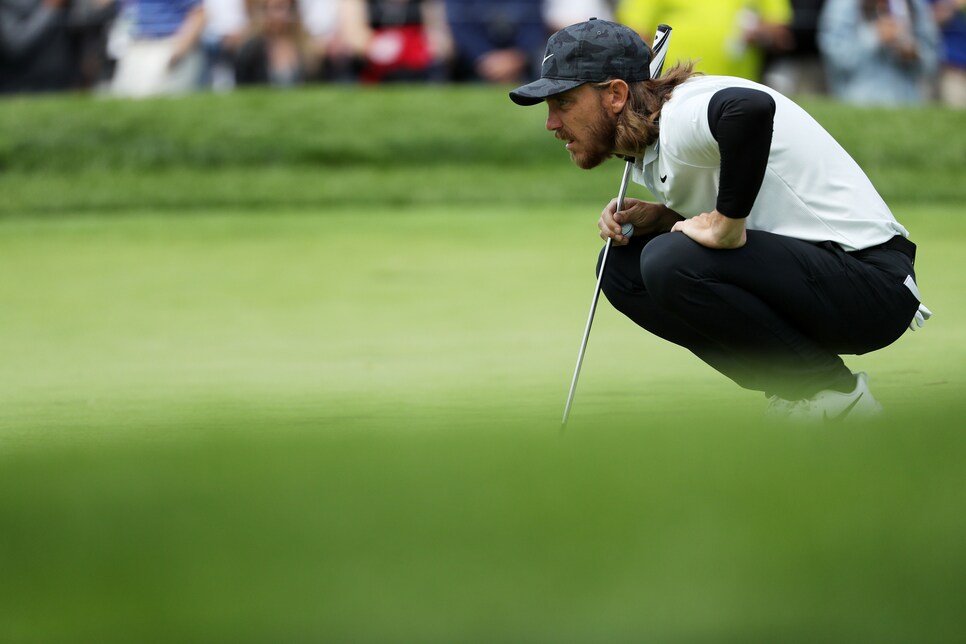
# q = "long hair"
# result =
<box><xmin>596</xmin><ymin>61</ymin><xmax>700</xmax><ymax>152</ymax></box>
<box><xmin>245</xmin><ymin>0</ymin><xmax>318</xmax><ymax>72</ymax></box>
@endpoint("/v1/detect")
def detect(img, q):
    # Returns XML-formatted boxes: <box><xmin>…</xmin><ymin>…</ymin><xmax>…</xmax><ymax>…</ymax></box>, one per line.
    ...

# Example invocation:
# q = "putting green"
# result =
<box><xmin>1</xmin><ymin>204</ymin><xmax>961</xmax><ymax>438</ymax></box>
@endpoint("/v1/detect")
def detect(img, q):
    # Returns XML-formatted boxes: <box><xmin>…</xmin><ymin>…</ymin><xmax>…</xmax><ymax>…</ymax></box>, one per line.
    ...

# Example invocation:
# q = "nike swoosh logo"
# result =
<box><xmin>824</xmin><ymin>392</ymin><xmax>863</xmax><ymax>422</ymax></box>
<box><xmin>543</xmin><ymin>54</ymin><xmax>554</xmax><ymax>65</ymax></box>
<box><xmin>660</xmin><ymin>174</ymin><xmax>668</xmax><ymax>183</ymax></box>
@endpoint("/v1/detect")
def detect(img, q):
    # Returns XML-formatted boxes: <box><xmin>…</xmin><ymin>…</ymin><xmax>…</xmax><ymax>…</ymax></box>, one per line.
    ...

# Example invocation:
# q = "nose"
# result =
<box><xmin>546</xmin><ymin>107</ymin><xmax>561</xmax><ymax>132</ymax></box>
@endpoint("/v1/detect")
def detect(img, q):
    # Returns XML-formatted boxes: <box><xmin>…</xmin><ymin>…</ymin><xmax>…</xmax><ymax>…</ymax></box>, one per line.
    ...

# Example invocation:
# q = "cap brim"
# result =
<box><xmin>509</xmin><ymin>77</ymin><xmax>586</xmax><ymax>106</ymax></box>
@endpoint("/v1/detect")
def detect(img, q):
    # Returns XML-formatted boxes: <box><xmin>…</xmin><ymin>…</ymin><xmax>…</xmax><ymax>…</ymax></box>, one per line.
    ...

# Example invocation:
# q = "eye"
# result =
<box><xmin>549</xmin><ymin>94</ymin><xmax>571</xmax><ymax>110</ymax></box>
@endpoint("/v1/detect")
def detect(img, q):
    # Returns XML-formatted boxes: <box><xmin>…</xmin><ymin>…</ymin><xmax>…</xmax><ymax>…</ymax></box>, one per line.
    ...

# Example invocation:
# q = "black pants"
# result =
<box><xmin>597</xmin><ymin>230</ymin><xmax>920</xmax><ymax>399</ymax></box>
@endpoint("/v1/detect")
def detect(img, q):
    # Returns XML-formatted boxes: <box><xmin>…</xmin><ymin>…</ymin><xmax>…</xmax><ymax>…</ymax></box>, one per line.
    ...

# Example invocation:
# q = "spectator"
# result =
<box><xmin>763</xmin><ymin>0</ymin><xmax>828</xmax><ymax>95</ymax></box>
<box><xmin>201</xmin><ymin>0</ymin><xmax>247</xmax><ymax>90</ymax></box>
<box><xmin>615</xmin><ymin>0</ymin><xmax>794</xmax><ymax>80</ymax></box>
<box><xmin>299</xmin><ymin>0</ymin><xmax>337</xmax><ymax>72</ymax></box>
<box><xmin>543</xmin><ymin>0</ymin><xmax>613</xmax><ymax>32</ymax></box>
<box><xmin>819</xmin><ymin>0</ymin><xmax>939</xmax><ymax>106</ymax></box>
<box><xmin>0</xmin><ymin>0</ymin><xmax>115</xmax><ymax>92</ymax></box>
<box><xmin>929</xmin><ymin>0</ymin><xmax>966</xmax><ymax>106</ymax></box>
<box><xmin>234</xmin><ymin>0</ymin><xmax>318</xmax><ymax>85</ymax></box>
<box><xmin>444</xmin><ymin>0</ymin><xmax>546</xmax><ymax>83</ymax></box>
<box><xmin>329</xmin><ymin>0</ymin><xmax>452</xmax><ymax>82</ymax></box>
<box><xmin>1</xmin><ymin>0</ymin><xmax>72</xmax><ymax>92</ymax></box>
<box><xmin>110</xmin><ymin>0</ymin><xmax>207</xmax><ymax>97</ymax></box>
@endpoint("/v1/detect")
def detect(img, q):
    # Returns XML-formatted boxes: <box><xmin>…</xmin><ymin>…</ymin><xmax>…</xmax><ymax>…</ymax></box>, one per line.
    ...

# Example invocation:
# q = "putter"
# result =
<box><xmin>561</xmin><ymin>25</ymin><xmax>673</xmax><ymax>427</ymax></box>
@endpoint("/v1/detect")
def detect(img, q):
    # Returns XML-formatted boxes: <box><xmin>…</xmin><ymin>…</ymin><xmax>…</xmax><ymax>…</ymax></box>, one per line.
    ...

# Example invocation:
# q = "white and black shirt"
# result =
<box><xmin>634</xmin><ymin>76</ymin><xmax>908</xmax><ymax>252</ymax></box>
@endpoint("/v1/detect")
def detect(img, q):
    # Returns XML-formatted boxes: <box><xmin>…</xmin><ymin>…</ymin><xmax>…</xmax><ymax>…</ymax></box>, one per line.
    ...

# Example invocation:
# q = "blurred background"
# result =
<box><xmin>2</xmin><ymin>1</ymin><xmax>966</xmax><ymax>642</ymax></box>
<box><xmin>1</xmin><ymin>0</ymin><xmax>965</xmax><ymax>107</ymax></box>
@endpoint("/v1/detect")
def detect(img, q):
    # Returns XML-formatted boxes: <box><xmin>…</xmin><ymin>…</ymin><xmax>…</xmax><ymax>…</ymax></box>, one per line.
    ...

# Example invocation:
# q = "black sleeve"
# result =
<box><xmin>707</xmin><ymin>87</ymin><xmax>776</xmax><ymax>219</ymax></box>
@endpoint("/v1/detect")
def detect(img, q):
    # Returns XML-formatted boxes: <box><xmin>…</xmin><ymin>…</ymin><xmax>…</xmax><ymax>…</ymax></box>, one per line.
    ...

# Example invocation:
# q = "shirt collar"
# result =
<box><xmin>641</xmin><ymin>141</ymin><xmax>659</xmax><ymax>166</ymax></box>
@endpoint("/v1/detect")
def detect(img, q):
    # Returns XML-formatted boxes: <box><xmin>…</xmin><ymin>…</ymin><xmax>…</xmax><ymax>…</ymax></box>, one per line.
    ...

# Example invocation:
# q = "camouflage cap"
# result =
<box><xmin>509</xmin><ymin>18</ymin><xmax>652</xmax><ymax>106</ymax></box>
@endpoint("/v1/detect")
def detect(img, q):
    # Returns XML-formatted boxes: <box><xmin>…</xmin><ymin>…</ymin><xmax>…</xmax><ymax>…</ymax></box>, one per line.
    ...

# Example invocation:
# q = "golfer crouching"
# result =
<box><xmin>510</xmin><ymin>19</ymin><xmax>931</xmax><ymax>421</ymax></box>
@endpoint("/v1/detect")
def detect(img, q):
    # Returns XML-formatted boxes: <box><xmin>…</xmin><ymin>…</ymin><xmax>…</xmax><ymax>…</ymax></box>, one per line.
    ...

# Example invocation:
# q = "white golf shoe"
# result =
<box><xmin>766</xmin><ymin>372</ymin><xmax>883</xmax><ymax>423</ymax></box>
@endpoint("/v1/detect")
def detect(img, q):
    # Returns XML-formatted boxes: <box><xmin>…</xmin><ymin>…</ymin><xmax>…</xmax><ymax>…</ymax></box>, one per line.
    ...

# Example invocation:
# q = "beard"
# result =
<box><xmin>564</xmin><ymin>104</ymin><xmax>618</xmax><ymax>170</ymax></box>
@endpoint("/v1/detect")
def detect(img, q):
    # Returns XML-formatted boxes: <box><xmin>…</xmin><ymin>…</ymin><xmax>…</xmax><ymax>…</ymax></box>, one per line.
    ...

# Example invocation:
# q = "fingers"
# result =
<box><xmin>598</xmin><ymin>218</ymin><xmax>631</xmax><ymax>245</ymax></box>
<box><xmin>599</xmin><ymin>198</ymin><xmax>646</xmax><ymax>245</ymax></box>
<box><xmin>599</xmin><ymin>199</ymin><xmax>629</xmax><ymax>244</ymax></box>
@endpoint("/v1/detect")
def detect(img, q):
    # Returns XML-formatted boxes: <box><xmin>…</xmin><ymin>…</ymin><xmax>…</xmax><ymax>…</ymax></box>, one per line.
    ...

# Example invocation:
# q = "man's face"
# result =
<box><xmin>545</xmin><ymin>83</ymin><xmax>618</xmax><ymax>170</ymax></box>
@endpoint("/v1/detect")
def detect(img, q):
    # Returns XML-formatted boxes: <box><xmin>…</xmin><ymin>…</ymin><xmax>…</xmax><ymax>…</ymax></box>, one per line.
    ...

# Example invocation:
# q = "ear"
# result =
<box><xmin>602</xmin><ymin>79</ymin><xmax>629</xmax><ymax>115</ymax></box>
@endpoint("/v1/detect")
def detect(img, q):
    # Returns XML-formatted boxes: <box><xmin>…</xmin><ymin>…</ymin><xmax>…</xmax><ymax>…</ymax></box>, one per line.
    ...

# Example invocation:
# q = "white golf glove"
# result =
<box><xmin>903</xmin><ymin>275</ymin><xmax>932</xmax><ymax>331</ymax></box>
<box><xmin>909</xmin><ymin>303</ymin><xmax>933</xmax><ymax>331</ymax></box>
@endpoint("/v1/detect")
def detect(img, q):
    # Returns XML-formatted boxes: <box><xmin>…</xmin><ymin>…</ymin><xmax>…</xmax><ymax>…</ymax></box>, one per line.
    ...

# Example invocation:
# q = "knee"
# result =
<box><xmin>596</xmin><ymin>246</ymin><xmax>621</xmax><ymax>301</ymax></box>
<box><xmin>639</xmin><ymin>233</ymin><xmax>702</xmax><ymax>306</ymax></box>
<box><xmin>596</xmin><ymin>243</ymin><xmax>644</xmax><ymax>303</ymax></box>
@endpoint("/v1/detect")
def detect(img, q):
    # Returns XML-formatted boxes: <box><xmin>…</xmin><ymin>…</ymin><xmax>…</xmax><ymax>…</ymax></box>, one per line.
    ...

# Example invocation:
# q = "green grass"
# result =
<box><xmin>1</xmin><ymin>86</ymin><xmax>964</xmax><ymax>216</ymax></box>
<box><xmin>1</xmin><ymin>87</ymin><xmax>965</xmax><ymax>641</ymax></box>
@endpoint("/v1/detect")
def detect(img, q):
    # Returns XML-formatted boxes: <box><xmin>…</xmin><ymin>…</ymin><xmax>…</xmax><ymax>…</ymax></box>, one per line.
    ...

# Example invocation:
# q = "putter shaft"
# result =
<box><xmin>561</xmin><ymin>159</ymin><xmax>634</xmax><ymax>426</ymax></box>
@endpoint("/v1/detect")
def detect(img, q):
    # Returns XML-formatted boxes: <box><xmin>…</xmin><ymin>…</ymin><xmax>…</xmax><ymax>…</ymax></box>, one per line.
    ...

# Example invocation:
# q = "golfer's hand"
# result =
<box><xmin>599</xmin><ymin>198</ymin><xmax>683</xmax><ymax>246</ymax></box>
<box><xmin>671</xmin><ymin>210</ymin><xmax>747</xmax><ymax>249</ymax></box>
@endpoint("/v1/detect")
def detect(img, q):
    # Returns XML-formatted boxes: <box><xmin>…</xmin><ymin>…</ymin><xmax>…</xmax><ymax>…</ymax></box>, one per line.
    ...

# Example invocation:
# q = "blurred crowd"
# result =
<box><xmin>1</xmin><ymin>0</ymin><xmax>964</xmax><ymax>107</ymax></box>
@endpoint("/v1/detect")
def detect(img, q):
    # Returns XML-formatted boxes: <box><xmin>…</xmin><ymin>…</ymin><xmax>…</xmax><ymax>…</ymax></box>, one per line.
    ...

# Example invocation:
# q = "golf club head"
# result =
<box><xmin>649</xmin><ymin>24</ymin><xmax>672</xmax><ymax>79</ymax></box>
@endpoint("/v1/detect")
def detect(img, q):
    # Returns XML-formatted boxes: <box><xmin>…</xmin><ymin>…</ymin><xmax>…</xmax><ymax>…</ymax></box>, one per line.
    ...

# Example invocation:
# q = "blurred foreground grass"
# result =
<box><xmin>1</xmin><ymin>87</ymin><xmax>965</xmax><ymax>641</ymax></box>
<box><xmin>3</xmin><ymin>406</ymin><xmax>965</xmax><ymax>643</ymax></box>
